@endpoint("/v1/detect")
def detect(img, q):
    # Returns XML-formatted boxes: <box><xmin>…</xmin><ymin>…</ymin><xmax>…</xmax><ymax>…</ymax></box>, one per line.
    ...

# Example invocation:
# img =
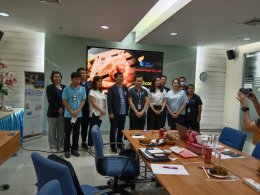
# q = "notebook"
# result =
<box><xmin>170</xmin><ymin>146</ymin><xmax>198</xmax><ymax>158</ymax></box>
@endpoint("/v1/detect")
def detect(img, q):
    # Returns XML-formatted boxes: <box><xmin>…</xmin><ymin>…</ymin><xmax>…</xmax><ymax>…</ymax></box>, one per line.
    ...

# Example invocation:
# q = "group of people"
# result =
<box><xmin>46</xmin><ymin>68</ymin><xmax>203</xmax><ymax>158</ymax></box>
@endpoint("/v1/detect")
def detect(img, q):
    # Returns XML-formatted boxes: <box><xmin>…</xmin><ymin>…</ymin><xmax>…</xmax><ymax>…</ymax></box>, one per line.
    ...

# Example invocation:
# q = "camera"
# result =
<box><xmin>239</xmin><ymin>88</ymin><xmax>252</xmax><ymax>97</ymax></box>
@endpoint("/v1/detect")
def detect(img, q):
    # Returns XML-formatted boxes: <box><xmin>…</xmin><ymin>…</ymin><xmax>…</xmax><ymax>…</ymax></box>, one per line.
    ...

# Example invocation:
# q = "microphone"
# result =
<box><xmin>0</xmin><ymin>184</ymin><xmax>10</xmax><ymax>190</ymax></box>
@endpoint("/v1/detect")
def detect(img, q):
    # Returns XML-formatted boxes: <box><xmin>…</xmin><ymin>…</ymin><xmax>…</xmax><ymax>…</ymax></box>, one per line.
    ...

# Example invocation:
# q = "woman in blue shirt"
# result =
<box><xmin>166</xmin><ymin>78</ymin><xmax>188</xmax><ymax>130</ymax></box>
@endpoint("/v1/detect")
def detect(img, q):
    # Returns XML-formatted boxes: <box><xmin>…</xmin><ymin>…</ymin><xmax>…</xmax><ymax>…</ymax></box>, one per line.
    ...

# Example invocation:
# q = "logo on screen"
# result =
<box><xmin>138</xmin><ymin>56</ymin><xmax>153</xmax><ymax>67</ymax></box>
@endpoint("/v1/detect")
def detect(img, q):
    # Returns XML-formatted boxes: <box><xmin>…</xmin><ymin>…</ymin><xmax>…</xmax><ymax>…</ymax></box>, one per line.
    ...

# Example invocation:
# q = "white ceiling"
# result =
<box><xmin>0</xmin><ymin>0</ymin><xmax>157</xmax><ymax>41</ymax></box>
<box><xmin>1</xmin><ymin>0</ymin><xmax>260</xmax><ymax>49</ymax></box>
<box><xmin>141</xmin><ymin>0</ymin><xmax>260</xmax><ymax>49</ymax></box>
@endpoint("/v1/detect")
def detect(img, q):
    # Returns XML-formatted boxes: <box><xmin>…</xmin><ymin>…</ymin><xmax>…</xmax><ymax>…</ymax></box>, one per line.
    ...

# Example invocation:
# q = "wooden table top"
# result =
<box><xmin>123</xmin><ymin>130</ymin><xmax>260</xmax><ymax>195</ymax></box>
<box><xmin>0</xmin><ymin>131</ymin><xmax>20</xmax><ymax>166</ymax></box>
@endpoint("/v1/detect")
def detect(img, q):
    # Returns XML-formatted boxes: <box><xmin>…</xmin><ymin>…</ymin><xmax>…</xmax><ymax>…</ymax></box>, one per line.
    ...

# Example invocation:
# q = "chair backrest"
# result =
<box><xmin>31</xmin><ymin>152</ymin><xmax>77</xmax><ymax>195</ymax></box>
<box><xmin>219</xmin><ymin>127</ymin><xmax>247</xmax><ymax>151</ymax></box>
<box><xmin>36</xmin><ymin>180</ymin><xmax>62</xmax><ymax>195</ymax></box>
<box><xmin>91</xmin><ymin>125</ymin><xmax>104</xmax><ymax>158</ymax></box>
<box><xmin>252</xmin><ymin>141</ymin><xmax>260</xmax><ymax>159</ymax></box>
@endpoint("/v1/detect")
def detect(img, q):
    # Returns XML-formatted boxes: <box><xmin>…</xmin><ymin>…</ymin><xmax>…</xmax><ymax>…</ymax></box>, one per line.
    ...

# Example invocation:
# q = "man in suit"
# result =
<box><xmin>107</xmin><ymin>72</ymin><xmax>128</xmax><ymax>153</ymax></box>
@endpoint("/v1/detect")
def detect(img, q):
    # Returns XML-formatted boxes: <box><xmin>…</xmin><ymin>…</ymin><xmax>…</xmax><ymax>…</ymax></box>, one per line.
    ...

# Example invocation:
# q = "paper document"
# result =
<box><xmin>151</xmin><ymin>164</ymin><xmax>189</xmax><ymax>175</ymax></box>
<box><xmin>212</xmin><ymin>152</ymin><xmax>244</xmax><ymax>159</ymax></box>
<box><xmin>131</xmin><ymin>134</ymin><xmax>145</xmax><ymax>138</ymax></box>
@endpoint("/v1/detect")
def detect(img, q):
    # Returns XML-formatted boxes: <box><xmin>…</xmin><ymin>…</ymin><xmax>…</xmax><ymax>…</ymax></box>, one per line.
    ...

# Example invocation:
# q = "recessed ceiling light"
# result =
<box><xmin>100</xmin><ymin>25</ymin><xmax>109</xmax><ymax>30</ymax></box>
<box><xmin>0</xmin><ymin>12</ymin><xmax>9</xmax><ymax>17</ymax></box>
<box><xmin>170</xmin><ymin>32</ymin><xmax>178</xmax><ymax>36</ymax></box>
<box><xmin>38</xmin><ymin>0</ymin><xmax>47</xmax><ymax>2</ymax></box>
<box><xmin>243</xmin><ymin>37</ymin><xmax>251</xmax><ymax>41</ymax></box>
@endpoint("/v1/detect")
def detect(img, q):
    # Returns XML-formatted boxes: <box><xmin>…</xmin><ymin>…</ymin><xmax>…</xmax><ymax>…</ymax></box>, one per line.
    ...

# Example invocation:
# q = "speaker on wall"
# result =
<box><xmin>226</xmin><ymin>49</ymin><xmax>236</xmax><ymax>60</ymax></box>
<box><xmin>0</xmin><ymin>31</ymin><xmax>4</xmax><ymax>41</ymax></box>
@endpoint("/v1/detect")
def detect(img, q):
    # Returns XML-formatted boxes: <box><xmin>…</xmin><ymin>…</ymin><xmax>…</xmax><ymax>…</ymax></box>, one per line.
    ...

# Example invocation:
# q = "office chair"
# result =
<box><xmin>36</xmin><ymin>180</ymin><xmax>62</xmax><ymax>195</ymax></box>
<box><xmin>219</xmin><ymin>127</ymin><xmax>247</xmax><ymax>151</ymax></box>
<box><xmin>252</xmin><ymin>141</ymin><xmax>260</xmax><ymax>159</ymax></box>
<box><xmin>91</xmin><ymin>125</ymin><xmax>139</xmax><ymax>195</ymax></box>
<box><xmin>31</xmin><ymin>152</ymin><xmax>111</xmax><ymax>195</ymax></box>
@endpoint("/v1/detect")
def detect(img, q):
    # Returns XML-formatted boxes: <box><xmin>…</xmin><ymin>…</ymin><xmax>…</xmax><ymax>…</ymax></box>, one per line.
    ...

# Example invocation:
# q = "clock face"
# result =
<box><xmin>199</xmin><ymin>72</ymin><xmax>208</xmax><ymax>82</ymax></box>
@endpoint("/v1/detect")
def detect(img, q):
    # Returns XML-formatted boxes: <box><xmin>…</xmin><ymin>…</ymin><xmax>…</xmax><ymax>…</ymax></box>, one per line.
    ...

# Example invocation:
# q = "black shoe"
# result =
<box><xmin>111</xmin><ymin>147</ymin><xmax>117</xmax><ymax>153</ymax></box>
<box><xmin>81</xmin><ymin>142</ymin><xmax>88</xmax><ymax>150</ymax></box>
<box><xmin>117</xmin><ymin>145</ymin><xmax>125</xmax><ymax>151</ymax></box>
<box><xmin>65</xmin><ymin>151</ymin><xmax>70</xmax><ymax>158</ymax></box>
<box><xmin>71</xmin><ymin>150</ymin><xmax>80</xmax><ymax>157</ymax></box>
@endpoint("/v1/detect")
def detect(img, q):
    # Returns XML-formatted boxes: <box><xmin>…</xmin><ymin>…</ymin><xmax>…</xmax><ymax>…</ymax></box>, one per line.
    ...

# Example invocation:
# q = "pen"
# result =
<box><xmin>162</xmin><ymin>166</ymin><xmax>178</xmax><ymax>169</ymax></box>
<box><xmin>198</xmin><ymin>167</ymin><xmax>211</xmax><ymax>169</ymax></box>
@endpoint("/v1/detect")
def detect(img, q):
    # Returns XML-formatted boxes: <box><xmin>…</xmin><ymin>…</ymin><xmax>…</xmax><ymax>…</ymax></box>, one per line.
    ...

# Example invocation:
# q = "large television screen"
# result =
<box><xmin>87</xmin><ymin>47</ymin><xmax>164</xmax><ymax>91</ymax></box>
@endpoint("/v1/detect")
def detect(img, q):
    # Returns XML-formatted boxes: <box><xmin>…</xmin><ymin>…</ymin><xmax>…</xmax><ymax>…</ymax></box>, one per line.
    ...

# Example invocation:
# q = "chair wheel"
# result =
<box><xmin>155</xmin><ymin>181</ymin><xmax>161</xmax><ymax>188</ymax></box>
<box><xmin>107</xmin><ymin>178</ymin><xmax>113</xmax><ymax>186</ymax></box>
<box><xmin>130</xmin><ymin>184</ymin><xmax>136</xmax><ymax>190</ymax></box>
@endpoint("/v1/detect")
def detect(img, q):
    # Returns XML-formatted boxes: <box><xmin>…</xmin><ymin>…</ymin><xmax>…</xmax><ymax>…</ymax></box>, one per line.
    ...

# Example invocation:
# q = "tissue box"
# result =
<box><xmin>186</xmin><ymin>142</ymin><xmax>203</xmax><ymax>155</ymax></box>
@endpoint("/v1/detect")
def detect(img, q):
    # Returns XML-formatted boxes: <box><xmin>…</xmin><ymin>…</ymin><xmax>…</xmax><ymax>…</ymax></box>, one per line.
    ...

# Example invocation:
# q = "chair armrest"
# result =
<box><xmin>92</xmin><ymin>188</ymin><xmax>112</xmax><ymax>195</ymax></box>
<box><xmin>96</xmin><ymin>156</ymin><xmax>129</xmax><ymax>177</ymax></box>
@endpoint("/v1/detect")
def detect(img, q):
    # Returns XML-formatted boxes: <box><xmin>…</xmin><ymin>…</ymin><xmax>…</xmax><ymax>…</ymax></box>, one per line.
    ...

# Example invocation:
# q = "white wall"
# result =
<box><xmin>0</xmin><ymin>30</ymin><xmax>45</xmax><ymax>107</ymax></box>
<box><xmin>195</xmin><ymin>47</ymin><xmax>227</xmax><ymax>130</ymax></box>
<box><xmin>223</xmin><ymin>42</ymin><xmax>260</xmax><ymax>129</ymax></box>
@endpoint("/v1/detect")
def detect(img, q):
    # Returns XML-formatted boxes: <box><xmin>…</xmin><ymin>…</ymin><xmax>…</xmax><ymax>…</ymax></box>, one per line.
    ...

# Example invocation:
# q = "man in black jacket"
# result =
<box><xmin>77</xmin><ymin>67</ymin><xmax>91</xmax><ymax>150</ymax></box>
<box><xmin>107</xmin><ymin>72</ymin><xmax>128</xmax><ymax>153</ymax></box>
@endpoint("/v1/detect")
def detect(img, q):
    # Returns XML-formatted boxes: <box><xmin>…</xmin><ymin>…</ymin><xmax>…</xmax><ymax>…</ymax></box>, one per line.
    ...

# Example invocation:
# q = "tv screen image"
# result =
<box><xmin>87</xmin><ymin>47</ymin><xmax>164</xmax><ymax>92</ymax></box>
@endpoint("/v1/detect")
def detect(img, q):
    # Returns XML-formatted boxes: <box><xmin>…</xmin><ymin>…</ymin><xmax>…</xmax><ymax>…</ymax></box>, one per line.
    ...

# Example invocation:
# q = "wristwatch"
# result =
<box><xmin>241</xmin><ymin>107</ymin><xmax>249</xmax><ymax>112</ymax></box>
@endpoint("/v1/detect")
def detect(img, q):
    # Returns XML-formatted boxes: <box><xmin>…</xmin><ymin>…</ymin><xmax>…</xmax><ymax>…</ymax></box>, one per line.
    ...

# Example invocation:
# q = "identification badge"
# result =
<box><xmin>138</xmin><ymin>104</ymin><xmax>141</xmax><ymax>110</ymax></box>
<box><xmin>73</xmin><ymin>93</ymin><xmax>77</xmax><ymax>101</ymax></box>
<box><xmin>187</xmin><ymin>108</ymin><xmax>191</xmax><ymax>113</ymax></box>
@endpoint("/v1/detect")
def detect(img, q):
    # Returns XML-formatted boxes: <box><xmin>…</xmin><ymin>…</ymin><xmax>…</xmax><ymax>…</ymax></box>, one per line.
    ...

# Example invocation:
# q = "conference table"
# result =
<box><xmin>0</xmin><ymin>131</ymin><xmax>20</xmax><ymax>165</ymax></box>
<box><xmin>123</xmin><ymin>130</ymin><xmax>260</xmax><ymax>195</ymax></box>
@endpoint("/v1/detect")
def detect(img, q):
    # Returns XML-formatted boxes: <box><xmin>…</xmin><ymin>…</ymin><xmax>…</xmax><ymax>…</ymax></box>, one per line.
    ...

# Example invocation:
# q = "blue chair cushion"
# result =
<box><xmin>252</xmin><ymin>141</ymin><xmax>260</xmax><ymax>159</ymax></box>
<box><xmin>81</xmin><ymin>184</ymin><xmax>102</xmax><ymax>194</ymax></box>
<box><xmin>219</xmin><ymin>127</ymin><xmax>247</xmax><ymax>151</ymax></box>
<box><xmin>37</xmin><ymin>180</ymin><xmax>62</xmax><ymax>195</ymax></box>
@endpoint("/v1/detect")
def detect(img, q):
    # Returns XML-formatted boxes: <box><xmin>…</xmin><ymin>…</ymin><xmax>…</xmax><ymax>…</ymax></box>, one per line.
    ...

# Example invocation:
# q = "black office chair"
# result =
<box><xmin>91</xmin><ymin>125</ymin><xmax>140</xmax><ymax>194</ymax></box>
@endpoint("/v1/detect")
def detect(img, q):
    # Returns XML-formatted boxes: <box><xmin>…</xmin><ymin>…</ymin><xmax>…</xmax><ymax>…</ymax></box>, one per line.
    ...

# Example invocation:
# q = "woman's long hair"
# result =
<box><xmin>150</xmin><ymin>76</ymin><xmax>163</xmax><ymax>93</ymax></box>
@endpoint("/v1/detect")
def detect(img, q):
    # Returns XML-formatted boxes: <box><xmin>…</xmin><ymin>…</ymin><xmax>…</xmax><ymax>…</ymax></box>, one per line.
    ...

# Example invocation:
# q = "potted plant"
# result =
<box><xmin>0</xmin><ymin>62</ymin><xmax>17</xmax><ymax>109</ymax></box>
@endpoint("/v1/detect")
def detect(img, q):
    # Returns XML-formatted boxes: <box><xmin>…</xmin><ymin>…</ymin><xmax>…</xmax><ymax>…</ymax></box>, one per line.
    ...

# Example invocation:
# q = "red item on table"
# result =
<box><xmin>159</xmin><ymin>128</ymin><xmax>164</xmax><ymax>139</ymax></box>
<box><xmin>205</xmin><ymin>147</ymin><xmax>212</xmax><ymax>163</ymax></box>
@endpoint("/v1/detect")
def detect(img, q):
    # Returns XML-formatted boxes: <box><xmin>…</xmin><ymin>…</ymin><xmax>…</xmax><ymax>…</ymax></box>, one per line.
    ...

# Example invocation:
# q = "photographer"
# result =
<box><xmin>236</xmin><ymin>90</ymin><xmax>260</xmax><ymax>131</ymax></box>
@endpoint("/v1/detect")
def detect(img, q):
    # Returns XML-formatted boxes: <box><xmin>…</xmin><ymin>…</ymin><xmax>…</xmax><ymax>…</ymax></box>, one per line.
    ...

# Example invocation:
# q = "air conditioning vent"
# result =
<box><xmin>241</xmin><ymin>18</ymin><xmax>260</xmax><ymax>26</ymax></box>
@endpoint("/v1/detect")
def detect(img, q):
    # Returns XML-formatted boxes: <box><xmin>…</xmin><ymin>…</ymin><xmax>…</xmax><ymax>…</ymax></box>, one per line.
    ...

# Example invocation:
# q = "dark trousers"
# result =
<box><xmin>109</xmin><ymin>114</ymin><xmax>126</xmax><ymax>149</ymax></box>
<box><xmin>162</xmin><ymin>108</ymin><xmax>167</xmax><ymax>128</ymax></box>
<box><xmin>129</xmin><ymin>113</ymin><xmax>146</xmax><ymax>130</ymax></box>
<box><xmin>64</xmin><ymin>117</ymin><xmax>81</xmax><ymax>152</ymax></box>
<box><xmin>167</xmin><ymin>114</ymin><xmax>185</xmax><ymax>130</ymax></box>
<box><xmin>88</xmin><ymin>114</ymin><xmax>102</xmax><ymax>146</ymax></box>
<box><xmin>81</xmin><ymin>106</ymin><xmax>90</xmax><ymax>143</ymax></box>
<box><xmin>147</xmin><ymin>106</ymin><xmax>163</xmax><ymax>130</ymax></box>
<box><xmin>185</xmin><ymin>118</ymin><xmax>200</xmax><ymax>132</ymax></box>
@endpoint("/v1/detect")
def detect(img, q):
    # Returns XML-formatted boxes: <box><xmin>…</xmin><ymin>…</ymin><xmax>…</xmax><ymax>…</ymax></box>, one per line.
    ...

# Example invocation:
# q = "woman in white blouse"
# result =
<box><xmin>147</xmin><ymin>76</ymin><xmax>166</xmax><ymax>130</ymax></box>
<box><xmin>87</xmin><ymin>76</ymin><xmax>106</xmax><ymax>147</ymax></box>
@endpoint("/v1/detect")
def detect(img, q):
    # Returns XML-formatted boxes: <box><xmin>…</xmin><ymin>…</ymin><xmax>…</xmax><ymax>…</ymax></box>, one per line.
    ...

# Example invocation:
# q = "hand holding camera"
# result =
<box><xmin>239</xmin><ymin>88</ymin><xmax>252</xmax><ymax>97</ymax></box>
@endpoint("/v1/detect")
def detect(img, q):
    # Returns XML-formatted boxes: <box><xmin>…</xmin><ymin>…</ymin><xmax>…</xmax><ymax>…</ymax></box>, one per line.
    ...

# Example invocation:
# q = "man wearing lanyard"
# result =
<box><xmin>128</xmin><ymin>74</ymin><xmax>148</xmax><ymax>130</ymax></box>
<box><xmin>77</xmin><ymin>67</ymin><xmax>91</xmax><ymax>150</ymax></box>
<box><xmin>62</xmin><ymin>72</ymin><xmax>86</xmax><ymax>158</ymax></box>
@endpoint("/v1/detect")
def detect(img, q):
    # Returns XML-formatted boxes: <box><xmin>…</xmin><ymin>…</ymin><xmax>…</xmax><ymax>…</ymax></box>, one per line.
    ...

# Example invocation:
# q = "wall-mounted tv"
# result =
<box><xmin>87</xmin><ymin>46</ymin><xmax>164</xmax><ymax>91</ymax></box>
